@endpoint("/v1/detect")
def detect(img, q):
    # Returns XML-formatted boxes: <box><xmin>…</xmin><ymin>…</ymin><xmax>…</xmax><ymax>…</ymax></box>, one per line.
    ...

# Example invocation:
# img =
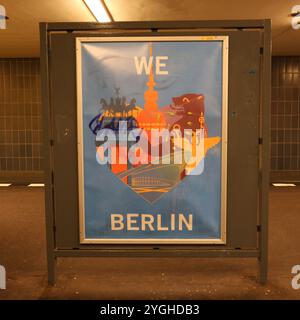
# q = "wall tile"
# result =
<box><xmin>0</xmin><ymin>58</ymin><xmax>42</xmax><ymax>173</ymax></box>
<box><xmin>271</xmin><ymin>56</ymin><xmax>300</xmax><ymax>172</ymax></box>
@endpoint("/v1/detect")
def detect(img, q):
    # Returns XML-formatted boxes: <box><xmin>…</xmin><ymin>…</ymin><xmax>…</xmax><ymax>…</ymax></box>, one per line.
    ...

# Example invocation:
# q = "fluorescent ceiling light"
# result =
<box><xmin>272</xmin><ymin>183</ymin><xmax>296</xmax><ymax>187</ymax></box>
<box><xmin>0</xmin><ymin>183</ymin><xmax>11</xmax><ymax>187</ymax></box>
<box><xmin>83</xmin><ymin>0</ymin><xmax>112</xmax><ymax>22</ymax></box>
<box><xmin>28</xmin><ymin>183</ymin><xmax>45</xmax><ymax>187</ymax></box>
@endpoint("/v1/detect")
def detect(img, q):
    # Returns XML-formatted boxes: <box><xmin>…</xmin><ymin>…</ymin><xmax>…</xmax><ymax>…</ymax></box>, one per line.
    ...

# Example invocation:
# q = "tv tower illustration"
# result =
<box><xmin>137</xmin><ymin>43</ymin><xmax>166</xmax><ymax>132</ymax></box>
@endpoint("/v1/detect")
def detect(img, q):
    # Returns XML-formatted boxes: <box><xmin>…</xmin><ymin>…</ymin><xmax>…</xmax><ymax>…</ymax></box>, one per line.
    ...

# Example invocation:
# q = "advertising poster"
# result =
<box><xmin>76</xmin><ymin>36</ymin><xmax>228</xmax><ymax>244</ymax></box>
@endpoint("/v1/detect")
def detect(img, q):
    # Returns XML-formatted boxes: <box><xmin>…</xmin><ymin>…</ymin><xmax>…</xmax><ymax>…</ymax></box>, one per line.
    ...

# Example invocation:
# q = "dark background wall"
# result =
<box><xmin>0</xmin><ymin>58</ymin><xmax>43</xmax><ymax>183</ymax></box>
<box><xmin>271</xmin><ymin>56</ymin><xmax>300</xmax><ymax>182</ymax></box>
<box><xmin>0</xmin><ymin>57</ymin><xmax>299</xmax><ymax>183</ymax></box>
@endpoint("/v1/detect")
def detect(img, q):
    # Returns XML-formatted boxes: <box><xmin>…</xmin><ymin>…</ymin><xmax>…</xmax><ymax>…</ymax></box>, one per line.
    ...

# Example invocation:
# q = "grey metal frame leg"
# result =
<box><xmin>47</xmin><ymin>255</ymin><xmax>57</xmax><ymax>286</ymax></box>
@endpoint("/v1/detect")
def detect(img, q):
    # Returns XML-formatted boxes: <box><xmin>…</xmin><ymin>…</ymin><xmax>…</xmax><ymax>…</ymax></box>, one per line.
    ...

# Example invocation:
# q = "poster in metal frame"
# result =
<box><xmin>76</xmin><ymin>35</ymin><xmax>228</xmax><ymax>244</ymax></box>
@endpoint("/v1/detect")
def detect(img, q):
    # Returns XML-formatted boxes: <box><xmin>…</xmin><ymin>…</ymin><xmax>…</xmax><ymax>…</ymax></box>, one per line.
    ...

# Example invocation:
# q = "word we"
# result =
<box><xmin>134</xmin><ymin>55</ymin><xmax>168</xmax><ymax>75</ymax></box>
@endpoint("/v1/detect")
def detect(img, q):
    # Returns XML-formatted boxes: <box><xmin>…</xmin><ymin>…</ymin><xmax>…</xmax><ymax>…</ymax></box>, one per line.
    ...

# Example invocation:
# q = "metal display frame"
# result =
<box><xmin>40</xmin><ymin>20</ymin><xmax>271</xmax><ymax>285</ymax></box>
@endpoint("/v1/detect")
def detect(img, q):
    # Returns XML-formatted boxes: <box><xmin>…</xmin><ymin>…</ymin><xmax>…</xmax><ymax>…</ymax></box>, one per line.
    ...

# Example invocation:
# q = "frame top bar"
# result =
<box><xmin>41</xmin><ymin>20</ymin><xmax>270</xmax><ymax>32</ymax></box>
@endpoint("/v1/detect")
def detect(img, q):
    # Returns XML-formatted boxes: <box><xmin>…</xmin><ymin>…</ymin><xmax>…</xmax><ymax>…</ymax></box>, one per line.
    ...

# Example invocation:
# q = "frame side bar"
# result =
<box><xmin>259</xmin><ymin>19</ymin><xmax>271</xmax><ymax>284</ymax></box>
<box><xmin>39</xmin><ymin>22</ymin><xmax>57</xmax><ymax>285</ymax></box>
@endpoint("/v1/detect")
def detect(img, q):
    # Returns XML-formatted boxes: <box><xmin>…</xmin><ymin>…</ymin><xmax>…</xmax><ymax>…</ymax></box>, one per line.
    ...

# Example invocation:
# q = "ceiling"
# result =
<box><xmin>0</xmin><ymin>0</ymin><xmax>299</xmax><ymax>57</ymax></box>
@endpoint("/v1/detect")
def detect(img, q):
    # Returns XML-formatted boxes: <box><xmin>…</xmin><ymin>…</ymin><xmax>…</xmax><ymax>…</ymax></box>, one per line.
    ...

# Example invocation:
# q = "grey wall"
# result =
<box><xmin>0</xmin><ymin>58</ymin><xmax>43</xmax><ymax>183</ymax></box>
<box><xmin>271</xmin><ymin>56</ymin><xmax>300</xmax><ymax>182</ymax></box>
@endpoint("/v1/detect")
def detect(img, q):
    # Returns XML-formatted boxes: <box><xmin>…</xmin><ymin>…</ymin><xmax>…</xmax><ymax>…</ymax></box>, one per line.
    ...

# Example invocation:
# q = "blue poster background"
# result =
<box><xmin>80</xmin><ymin>40</ymin><xmax>223</xmax><ymax>240</ymax></box>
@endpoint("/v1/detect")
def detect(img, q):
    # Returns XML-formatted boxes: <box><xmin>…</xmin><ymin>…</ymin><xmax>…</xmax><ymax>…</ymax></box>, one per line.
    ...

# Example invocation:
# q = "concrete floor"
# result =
<box><xmin>0</xmin><ymin>186</ymin><xmax>299</xmax><ymax>300</ymax></box>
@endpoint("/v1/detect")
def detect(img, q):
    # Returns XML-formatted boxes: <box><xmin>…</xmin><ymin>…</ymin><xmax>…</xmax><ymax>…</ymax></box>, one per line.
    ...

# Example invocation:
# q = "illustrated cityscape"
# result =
<box><xmin>89</xmin><ymin>44</ymin><xmax>221</xmax><ymax>202</ymax></box>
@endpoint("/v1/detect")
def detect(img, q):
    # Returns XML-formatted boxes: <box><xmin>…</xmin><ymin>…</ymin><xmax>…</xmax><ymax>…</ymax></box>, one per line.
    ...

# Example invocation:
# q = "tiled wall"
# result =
<box><xmin>0</xmin><ymin>58</ymin><xmax>43</xmax><ymax>182</ymax></box>
<box><xmin>271</xmin><ymin>56</ymin><xmax>300</xmax><ymax>181</ymax></box>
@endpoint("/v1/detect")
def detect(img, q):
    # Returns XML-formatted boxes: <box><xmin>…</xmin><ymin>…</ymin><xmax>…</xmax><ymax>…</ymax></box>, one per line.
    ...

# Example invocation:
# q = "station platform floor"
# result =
<box><xmin>0</xmin><ymin>185</ymin><xmax>299</xmax><ymax>300</ymax></box>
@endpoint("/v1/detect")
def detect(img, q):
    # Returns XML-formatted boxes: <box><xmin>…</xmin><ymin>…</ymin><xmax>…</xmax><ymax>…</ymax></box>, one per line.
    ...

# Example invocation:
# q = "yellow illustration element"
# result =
<box><xmin>172</xmin><ymin>134</ymin><xmax>220</xmax><ymax>171</ymax></box>
<box><xmin>102</xmin><ymin>106</ymin><xmax>143</xmax><ymax>118</ymax></box>
<box><xmin>204</xmin><ymin>137</ymin><xmax>221</xmax><ymax>155</ymax></box>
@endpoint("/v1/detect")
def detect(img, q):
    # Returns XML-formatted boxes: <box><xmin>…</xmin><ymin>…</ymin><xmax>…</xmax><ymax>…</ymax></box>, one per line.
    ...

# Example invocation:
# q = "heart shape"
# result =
<box><xmin>90</xmin><ymin>91</ymin><xmax>220</xmax><ymax>203</ymax></box>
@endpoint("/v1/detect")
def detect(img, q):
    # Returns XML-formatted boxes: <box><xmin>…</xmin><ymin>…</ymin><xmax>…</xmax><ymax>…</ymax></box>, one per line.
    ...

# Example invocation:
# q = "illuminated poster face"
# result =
<box><xmin>76</xmin><ymin>36</ymin><xmax>228</xmax><ymax>244</ymax></box>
